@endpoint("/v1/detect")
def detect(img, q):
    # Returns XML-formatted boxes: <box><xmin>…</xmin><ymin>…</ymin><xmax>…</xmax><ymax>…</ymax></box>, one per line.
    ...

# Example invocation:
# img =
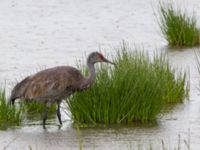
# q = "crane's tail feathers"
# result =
<box><xmin>9</xmin><ymin>96</ymin><xmax>16</xmax><ymax>106</ymax></box>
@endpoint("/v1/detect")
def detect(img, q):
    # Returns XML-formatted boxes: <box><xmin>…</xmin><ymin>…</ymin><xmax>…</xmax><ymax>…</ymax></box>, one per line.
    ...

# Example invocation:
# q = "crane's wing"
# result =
<box><xmin>11</xmin><ymin>66</ymin><xmax>84</xmax><ymax>102</ymax></box>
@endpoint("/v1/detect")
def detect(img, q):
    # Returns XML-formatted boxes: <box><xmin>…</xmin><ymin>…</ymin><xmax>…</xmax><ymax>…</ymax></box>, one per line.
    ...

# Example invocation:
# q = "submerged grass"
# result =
<box><xmin>67</xmin><ymin>44</ymin><xmax>189</xmax><ymax>126</ymax></box>
<box><xmin>0</xmin><ymin>91</ymin><xmax>57</xmax><ymax>128</ymax></box>
<box><xmin>20</xmin><ymin>101</ymin><xmax>57</xmax><ymax>118</ymax></box>
<box><xmin>0</xmin><ymin>89</ymin><xmax>22</xmax><ymax>129</ymax></box>
<box><xmin>19</xmin><ymin>101</ymin><xmax>57</xmax><ymax>124</ymax></box>
<box><xmin>157</xmin><ymin>2</ymin><xmax>199</xmax><ymax>47</ymax></box>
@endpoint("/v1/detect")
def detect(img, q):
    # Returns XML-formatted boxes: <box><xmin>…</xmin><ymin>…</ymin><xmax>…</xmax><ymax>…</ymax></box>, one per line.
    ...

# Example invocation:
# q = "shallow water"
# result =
<box><xmin>0</xmin><ymin>0</ymin><xmax>200</xmax><ymax>149</ymax></box>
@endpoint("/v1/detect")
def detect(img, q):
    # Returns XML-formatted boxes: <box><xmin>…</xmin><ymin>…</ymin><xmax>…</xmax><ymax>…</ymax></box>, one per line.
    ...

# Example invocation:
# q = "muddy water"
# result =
<box><xmin>0</xmin><ymin>0</ymin><xmax>200</xmax><ymax>149</ymax></box>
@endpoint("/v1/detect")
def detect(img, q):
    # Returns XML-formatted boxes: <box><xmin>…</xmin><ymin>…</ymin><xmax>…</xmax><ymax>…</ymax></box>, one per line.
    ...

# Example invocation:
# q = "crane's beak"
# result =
<box><xmin>103</xmin><ymin>57</ymin><xmax>116</xmax><ymax>65</ymax></box>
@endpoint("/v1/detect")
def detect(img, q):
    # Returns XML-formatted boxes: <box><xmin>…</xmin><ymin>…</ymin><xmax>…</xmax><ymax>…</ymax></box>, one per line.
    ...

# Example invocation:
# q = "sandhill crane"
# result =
<box><xmin>9</xmin><ymin>52</ymin><xmax>115</xmax><ymax>127</ymax></box>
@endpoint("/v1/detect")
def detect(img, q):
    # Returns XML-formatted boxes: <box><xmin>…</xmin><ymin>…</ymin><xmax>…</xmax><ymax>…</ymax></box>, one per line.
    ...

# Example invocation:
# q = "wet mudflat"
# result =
<box><xmin>0</xmin><ymin>0</ymin><xmax>200</xmax><ymax>149</ymax></box>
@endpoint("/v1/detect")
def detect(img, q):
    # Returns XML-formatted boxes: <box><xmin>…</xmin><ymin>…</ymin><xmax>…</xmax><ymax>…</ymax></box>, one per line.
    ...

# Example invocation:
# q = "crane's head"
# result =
<box><xmin>87</xmin><ymin>52</ymin><xmax>116</xmax><ymax>65</ymax></box>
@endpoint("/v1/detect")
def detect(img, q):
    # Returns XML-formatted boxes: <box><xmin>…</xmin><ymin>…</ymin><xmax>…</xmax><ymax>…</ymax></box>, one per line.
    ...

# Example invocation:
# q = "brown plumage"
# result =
<box><xmin>10</xmin><ymin>52</ymin><xmax>115</xmax><ymax>127</ymax></box>
<box><xmin>11</xmin><ymin>66</ymin><xmax>84</xmax><ymax>102</ymax></box>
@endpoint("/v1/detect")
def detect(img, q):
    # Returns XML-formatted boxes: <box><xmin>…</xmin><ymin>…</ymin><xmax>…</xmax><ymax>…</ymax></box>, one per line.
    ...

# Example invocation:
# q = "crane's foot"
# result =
<box><xmin>43</xmin><ymin>122</ymin><xmax>47</xmax><ymax>129</ymax></box>
<box><xmin>43</xmin><ymin>117</ymin><xmax>47</xmax><ymax>129</ymax></box>
<box><xmin>57</xmin><ymin>104</ymin><xmax>62</xmax><ymax>125</ymax></box>
<box><xmin>42</xmin><ymin>105</ymin><xmax>49</xmax><ymax>128</ymax></box>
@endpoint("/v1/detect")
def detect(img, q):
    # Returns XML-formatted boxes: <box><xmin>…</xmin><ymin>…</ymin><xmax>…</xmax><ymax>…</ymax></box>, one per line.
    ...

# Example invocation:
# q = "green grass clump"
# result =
<box><xmin>20</xmin><ymin>101</ymin><xmax>57</xmax><ymax>115</ymax></box>
<box><xmin>19</xmin><ymin>101</ymin><xmax>57</xmax><ymax>123</ymax></box>
<box><xmin>0</xmin><ymin>89</ymin><xmax>22</xmax><ymax>129</ymax></box>
<box><xmin>67</xmin><ymin>45</ymin><xmax>189</xmax><ymax>126</ymax></box>
<box><xmin>158</xmin><ymin>2</ymin><xmax>199</xmax><ymax>47</ymax></box>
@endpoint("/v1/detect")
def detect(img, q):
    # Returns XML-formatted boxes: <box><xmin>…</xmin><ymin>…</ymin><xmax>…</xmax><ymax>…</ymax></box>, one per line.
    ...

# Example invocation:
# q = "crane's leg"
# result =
<box><xmin>43</xmin><ymin>102</ymin><xmax>51</xmax><ymax>128</ymax></box>
<box><xmin>57</xmin><ymin>102</ymin><xmax>62</xmax><ymax>125</ymax></box>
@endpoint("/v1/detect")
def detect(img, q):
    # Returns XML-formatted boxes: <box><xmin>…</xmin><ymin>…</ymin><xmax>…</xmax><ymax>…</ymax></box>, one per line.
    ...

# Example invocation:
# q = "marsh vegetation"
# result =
<box><xmin>0</xmin><ymin>44</ymin><xmax>189</xmax><ymax>129</ymax></box>
<box><xmin>67</xmin><ymin>44</ymin><xmax>189</xmax><ymax>126</ymax></box>
<box><xmin>0</xmin><ymin>89</ymin><xmax>22</xmax><ymax>129</ymax></box>
<box><xmin>20</xmin><ymin>101</ymin><xmax>57</xmax><ymax>115</ymax></box>
<box><xmin>157</xmin><ymin>2</ymin><xmax>200</xmax><ymax>47</ymax></box>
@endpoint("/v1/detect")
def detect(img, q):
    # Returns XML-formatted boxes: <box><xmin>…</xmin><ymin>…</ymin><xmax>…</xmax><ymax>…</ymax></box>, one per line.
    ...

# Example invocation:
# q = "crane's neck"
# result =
<box><xmin>79</xmin><ymin>61</ymin><xmax>96</xmax><ymax>91</ymax></box>
<box><xmin>86</xmin><ymin>62</ymin><xmax>96</xmax><ymax>84</ymax></box>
